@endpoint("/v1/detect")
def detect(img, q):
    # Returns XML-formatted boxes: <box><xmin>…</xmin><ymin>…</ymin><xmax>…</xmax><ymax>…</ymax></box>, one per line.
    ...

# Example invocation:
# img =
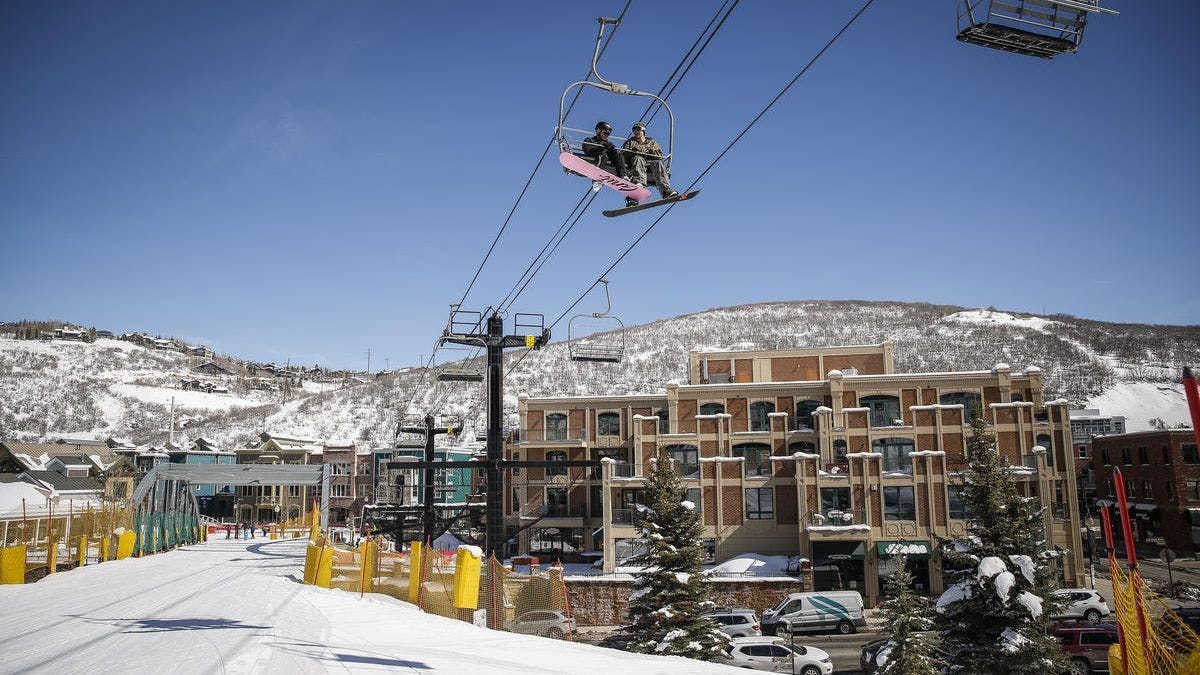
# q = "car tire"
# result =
<box><xmin>837</xmin><ymin>620</ymin><xmax>855</xmax><ymax>635</ymax></box>
<box><xmin>1084</xmin><ymin>609</ymin><xmax>1101</xmax><ymax>623</ymax></box>
<box><xmin>801</xmin><ymin>666</ymin><xmax>821</xmax><ymax>675</ymax></box>
<box><xmin>546</xmin><ymin>628</ymin><xmax>564</xmax><ymax>639</ymax></box>
<box><xmin>1070</xmin><ymin>657</ymin><xmax>1091</xmax><ymax>675</ymax></box>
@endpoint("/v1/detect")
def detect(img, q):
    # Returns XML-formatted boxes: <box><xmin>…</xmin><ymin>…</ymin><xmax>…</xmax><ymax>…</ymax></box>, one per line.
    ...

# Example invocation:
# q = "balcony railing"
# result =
<box><xmin>538</xmin><ymin>504</ymin><xmax>583</xmax><ymax>518</ymax></box>
<box><xmin>807</xmin><ymin>509</ymin><xmax>867</xmax><ymax>529</ymax></box>
<box><xmin>612</xmin><ymin>462</ymin><xmax>640</xmax><ymax>479</ymax></box>
<box><xmin>513</xmin><ymin>427</ymin><xmax>588</xmax><ymax>442</ymax></box>
<box><xmin>610</xmin><ymin>508</ymin><xmax>647</xmax><ymax>526</ymax></box>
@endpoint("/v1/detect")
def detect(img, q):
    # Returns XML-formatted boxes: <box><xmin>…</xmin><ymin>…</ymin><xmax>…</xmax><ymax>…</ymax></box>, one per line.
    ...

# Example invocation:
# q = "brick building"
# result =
<box><xmin>315</xmin><ymin>441</ymin><xmax>376</xmax><ymax>528</ymax></box>
<box><xmin>506</xmin><ymin>342</ymin><xmax>1084</xmax><ymax>607</ymax></box>
<box><xmin>1091</xmin><ymin>429</ymin><xmax>1200</xmax><ymax>555</ymax></box>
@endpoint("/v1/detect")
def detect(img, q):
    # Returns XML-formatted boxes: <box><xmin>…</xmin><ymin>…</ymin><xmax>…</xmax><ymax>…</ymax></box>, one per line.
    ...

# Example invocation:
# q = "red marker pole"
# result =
<box><xmin>1100</xmin><ymin>507</ymin><xmax>1128</xmax><ymax>673</ymax></box>
<box><xmin>1184</xmin><ymin>366</ymin><xmax>1200</xmax><ymax>449</ymax></box>
<box><xmin>1113</xmin><ymin>469</ymin><xmax>1151</xmax><ymax>672</ymax></box>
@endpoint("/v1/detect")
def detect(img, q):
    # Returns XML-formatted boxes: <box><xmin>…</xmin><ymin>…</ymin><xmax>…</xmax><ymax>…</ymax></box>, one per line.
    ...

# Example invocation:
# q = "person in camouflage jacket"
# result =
<box><xmin>620</xmin><ymin>122</ymin><xmax>677</xmax><ymax>206</ymax></box>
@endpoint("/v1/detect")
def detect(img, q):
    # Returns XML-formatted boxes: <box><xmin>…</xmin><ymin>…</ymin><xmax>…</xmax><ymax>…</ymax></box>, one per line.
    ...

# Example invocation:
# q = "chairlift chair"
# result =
<box><xmin>434</xmin><ymin>349</ymin><xmax>484</xmax><ymax>383</ymax></box>
<box><xmin>567</xmin><ymin>280</ymin><xmax>625</xmax><ymax>364</ymax></box>
<box><xmin>956</xmin><ymin>0</ymin><xmax>1118</xmax><ymax>59</ymax></box>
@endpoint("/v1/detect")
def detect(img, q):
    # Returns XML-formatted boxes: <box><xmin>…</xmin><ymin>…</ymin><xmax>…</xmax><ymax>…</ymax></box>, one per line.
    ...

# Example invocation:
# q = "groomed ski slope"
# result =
<box><xmin>0</xmin><ymin>537</ymin><xmax>739</xmax><ymax>674</ymax></box>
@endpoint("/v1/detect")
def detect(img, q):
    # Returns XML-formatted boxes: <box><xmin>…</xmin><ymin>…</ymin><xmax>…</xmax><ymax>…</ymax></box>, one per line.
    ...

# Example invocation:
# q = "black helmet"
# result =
<box><xmin>595</xmin><ymin>121</ymin><xmax>613</xmax><ymax>132</ymax></box>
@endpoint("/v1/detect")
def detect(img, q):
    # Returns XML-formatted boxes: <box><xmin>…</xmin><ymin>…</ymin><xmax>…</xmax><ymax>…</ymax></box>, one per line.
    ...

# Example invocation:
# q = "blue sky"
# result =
<box><xmin>2</xmin><ymin>1</ymin><xmax>1196</xmax><ymax>370</ymax></box>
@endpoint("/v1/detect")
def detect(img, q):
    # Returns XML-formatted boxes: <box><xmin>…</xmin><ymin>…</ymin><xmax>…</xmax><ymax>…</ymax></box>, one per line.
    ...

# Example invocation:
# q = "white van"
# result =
<box><xmin>761</xmin><ymin>591</ymin><xmax>866</xmax><ymax>635</ymax></box>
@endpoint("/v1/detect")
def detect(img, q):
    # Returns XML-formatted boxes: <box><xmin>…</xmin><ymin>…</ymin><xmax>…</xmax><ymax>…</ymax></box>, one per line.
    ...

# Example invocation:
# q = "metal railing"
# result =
<box><xmin>513</xmin><ymin>427</ymin><xmax>588</xmax><ymax>442</ymax></box>
<box><xmin>807</xmin><ymin>509</ymin><xmax>867</xmax><ymax>528</ymax></box>
<box><xmin>540</xmin><ymin>504</ymin><xmax>584</xmax><ymax>518</ymax></box>
<box><xmin>610</xmin><ymin>508</ymin><xmax>646</xmax><ymax>526</ymax></box>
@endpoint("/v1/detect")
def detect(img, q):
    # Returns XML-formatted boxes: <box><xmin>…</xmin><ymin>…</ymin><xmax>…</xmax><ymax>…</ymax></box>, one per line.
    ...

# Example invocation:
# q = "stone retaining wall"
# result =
<box><xmin>565</xmin><ymin>577</ymin><xmax>809</xmax><ymax>626</ymax></box>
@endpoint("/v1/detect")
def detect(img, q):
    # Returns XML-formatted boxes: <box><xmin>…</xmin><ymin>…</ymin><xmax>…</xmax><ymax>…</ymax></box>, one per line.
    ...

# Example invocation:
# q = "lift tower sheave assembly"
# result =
<box><xmin>398</xmin><ymin>414</ymin><xmax>463</xmax><ymax>544</ymax></box>
<box><xmin>441</xmin><ymin>310</ymin><xmax>550</xmax><ymax>557</ymax></box>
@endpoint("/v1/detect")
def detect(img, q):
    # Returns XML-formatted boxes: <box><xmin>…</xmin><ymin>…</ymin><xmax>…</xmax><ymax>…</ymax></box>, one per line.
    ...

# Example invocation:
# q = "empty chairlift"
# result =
<box><xmin>434</xmin><ymin>347</ymin><xmax>484</xmax><ymax>382</ymax></box>
<box><xmin>567</xmin><ymin>280</ymin><xmax>625</xmax><ymax>364</ymax></box>
<box><xmin>956</xmin><ymin>0</ymin><xmax>1118</xmax><ymax>59</ymax></box>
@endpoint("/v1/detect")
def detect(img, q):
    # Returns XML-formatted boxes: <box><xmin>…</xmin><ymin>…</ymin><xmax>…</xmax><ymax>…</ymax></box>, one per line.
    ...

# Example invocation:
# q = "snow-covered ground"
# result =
<box><xmin>0</xmin><ymin>537</ymin><xmax>739</xmax><ymax>674</ymax></box>
<box><xmin>109</xmin><ymin>383</ymin><xmax>260</xmax><ymax>411</ymax></box>
<box><xmin>1087</xmin><ymin>381</ymin><xmax>1191</xmax><ymax>431</ymax></box>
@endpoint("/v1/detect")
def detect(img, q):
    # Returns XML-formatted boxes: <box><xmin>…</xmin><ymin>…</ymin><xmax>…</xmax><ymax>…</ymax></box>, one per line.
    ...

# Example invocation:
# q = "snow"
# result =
<box><xmin>457</xmin><ymin>544</ymin><xmax>483</xmax><ymax>559</ymax></box>
<box><xmin>977</xmin><ymin>556</ymin><xmax>1007</xmax><ymax>581</ymax></box>
<box><xmin>845</xmin><ymin>452</ymin><xmax>883</xmax><ymax>458</ymax></box>
<box><xmin>109</xmin><ymin>384</ymin><xmax>257</xmax><ymax>411</ymax></box>
<box><xmin>936</xmin><ymin>583</ymin><xmax>973</xmax><ymax>609</ymax></box>
<box><xmin>0</xmin><ymin>481</ymin><xmax>53</xmax><ymax>516</ymax></box>
<box><xmin>999</xmin><ymin>627</ymin><xmax>1030</xmax><ymax>654</ymax></box>
<box><xmin>993</xmin><ymin>571</ymin><xmax>1015</xmax><ymax>602</ymax></box>
<box><xmin>1009</xmin><ymin>555</ymin><xmax>1036</xmax><ymax>584</ymax></box>
<box><xmin>1088</xmin><ymin>381</ymin><xmax>1192</xmax><ymax>431</ymax></box>
<box><xmin>943</xmin><ymin>309</ymin><xmax>1059</xmax><ymax>333</ymax></box>
<box><xmin>0</xmin><ymin>537</ymin><xmax>739</xmax><ymax>674</ymax></box>
<box><xmin>1016</xmin><ymin>591</ymin><xmax>1043</xmax><ymax>618</ymax></box>
<box><xmin>681</xmin><ymin>500</ymin><xmax>696</xmax><ymax>510</ymax></box>
<box><xmin>706</xmin><ymin>553</ymin><xmax>793</xmax><ymax>579</ymax></box>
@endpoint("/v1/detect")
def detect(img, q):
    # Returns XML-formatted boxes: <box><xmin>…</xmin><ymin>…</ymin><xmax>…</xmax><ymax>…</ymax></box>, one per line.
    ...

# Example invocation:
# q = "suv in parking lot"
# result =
<box><xmin>703</xmin><ymin>607</ymin><xmax>762</xmax><ymax>638</ymax></box>
<box><xmin>1050</xmin><ymin>622</ymin><xmax>1119</xmax><ymax>674</ymax></box>
<box><xmin>1050</xmin><ymin>589</ymin><xmax>1111</xmax><ymax>623</ymax></box>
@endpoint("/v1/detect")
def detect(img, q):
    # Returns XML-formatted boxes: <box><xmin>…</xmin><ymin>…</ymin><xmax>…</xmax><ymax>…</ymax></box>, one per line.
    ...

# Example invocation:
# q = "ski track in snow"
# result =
<box><xmin>0</xmin><ymin>538</ymin><xmax>739</xmax><ymax>674</ymax></box>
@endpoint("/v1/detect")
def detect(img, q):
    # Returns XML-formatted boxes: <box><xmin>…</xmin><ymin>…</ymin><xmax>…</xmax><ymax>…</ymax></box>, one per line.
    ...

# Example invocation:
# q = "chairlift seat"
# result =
<box><xmin>436</xmin><ymin>369</ymin><xmax>484</xmax><ymax>383</ymax></box>
<box><xmin>569</xmin><ymin>344</ymin><xmax>624</xmax><ymax>364</ymax></box>
<box><xmin>956</xmin><ymin>21</ymin><xmax>1078</xmax><ymax>58</ymax></box>
<box><xmin>956</xmin><ymin>0</ymin><xmax>1112</xmax><ymax>59</ymax></box>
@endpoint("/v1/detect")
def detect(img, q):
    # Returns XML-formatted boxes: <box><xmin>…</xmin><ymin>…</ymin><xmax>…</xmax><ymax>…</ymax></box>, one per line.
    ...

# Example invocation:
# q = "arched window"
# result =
<box><xmin>546</xmin><ymin>413</ymin><xmax>567</xmax><ymax>441</ymax></box>
<box><xmin>733</xmin><ymin>443</ymin><xmax>772</xmax><ymax>476</ymax></box>
<box><xmin>833</xmin><ymin>439</ymin><xmax>848</xmax><ymax>461</ymax></box>
<box><xmin>597</xmin><ymin>412</ymin><xmax>620</xmax><ymax>437</ymax></box>
<box><xmin>874</xmin><ymin>437</ymin><xmax>915</xmax><ymax>472</ymax></box>
<box><xmin>795</xmin><ymin>400</ymin><xmax>821</xmax><ymax>430</ymax></box>
<box><xmin>860</xmin><ymin>395</ymin><xmax>902</xmax><ymax>427</ymax></box>
<box><xmin>654</xmin><ymin>409</ymin><xmax>670</xmax><ymax>435</ymax></box>
<box><xmin>788</xmin><ymin>441</ymin><xmax>816</xmax><ymax>455</ymax></box>
<box><xmin>939</xmin><ymin>392</ymin><xmax>983</xmax><ymax>423</ymax></box>
<box><xmin>664</xmin><ymin>444</ymin><xmax>699</xmax><ymax>478</ymax></box>
<box><xmin>699</xmin><ymin>402</ymin><xmax>725</xmax><ymax>416</ymax></box>
<box><xmin>547</xmin><ymin>449</ymin><xmax>567</xmax><ymax>476</ymax></box>
<box><xmin>749</xmin><ymin>401</ymin><xmax>775</xmax><ymax>432</ymax></box>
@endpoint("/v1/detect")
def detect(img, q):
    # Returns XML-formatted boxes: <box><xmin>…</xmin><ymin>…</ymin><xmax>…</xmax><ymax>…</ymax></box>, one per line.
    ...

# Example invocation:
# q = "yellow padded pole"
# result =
<box><xmin>99</xmin><ymin>535</ymin><xmax>110</xmax><ymax>562</ymax></box>
<box><xmin>407</xmin><ymin>541</ymin><xmax>423</xmax><ymax>603</ymax></box>
<box><xmin>46</xmin><ymin>537</ymin><xmax>58</xmax><ymax>575</ymax></box>
<box><xmin>116</xmin><ymin>530</ymin><xmax>136</xmax><ymax>560</ymax></box>
<box><xmin>0</xmin><ymin>545</ymin><xmax>26</xmax><ymax>584</ymax></box>
<box><xmin>359</xmin><ymin>539</ymin><xmax>377</xmax><ymax>594</ymax></box>
<box><xmin>76</xmin><ymin>536</ymin><xmax>87</xmax><ymax>567</ymax></box>
<box><xmin>452</xmin><ymin>546</ymin><xmax>482</xmax><ymax>609</ymax></box>
<box><xmin>303</xmin><ymin>543</ymin><xmax>318</xmax><ymax>585</ymax></box>
<box><xmin>315</xmin><ymin>544</ymin><xmax>333</xmax><ymax>589</ymax></box>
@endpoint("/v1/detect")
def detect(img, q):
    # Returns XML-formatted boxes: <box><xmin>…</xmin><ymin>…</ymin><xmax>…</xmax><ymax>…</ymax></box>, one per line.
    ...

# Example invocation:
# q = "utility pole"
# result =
<box><xmin>366</xmin><ymin>349</ymin><xmax>372</xmax><ymax>375</ymax></box>
<box><xmin>398</xmin><ymin>415</ymin><xmax>462</xmax><ymax>543</ymax></box>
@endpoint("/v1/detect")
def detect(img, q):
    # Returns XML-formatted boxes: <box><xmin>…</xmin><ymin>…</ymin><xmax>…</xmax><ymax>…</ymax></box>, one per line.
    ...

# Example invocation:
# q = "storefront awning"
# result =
<box><xmin>1095</xmin><ymin>499</ymin><xmax>1115</xmax><ymax>508</ymax></box>
<box><xmin>1133</xmin><ymin>504</ymin><xmax>1158</xmax><ymax>511</ymax></box>
<box><xmin>876</xmin><ymin>541</ymin><xmax>931</xmax><ymax>559</ymax></box>
<box><xmin>814</xmin><ymin>541</ymin><xmax>866</xmax><ymax>562</ymax></box>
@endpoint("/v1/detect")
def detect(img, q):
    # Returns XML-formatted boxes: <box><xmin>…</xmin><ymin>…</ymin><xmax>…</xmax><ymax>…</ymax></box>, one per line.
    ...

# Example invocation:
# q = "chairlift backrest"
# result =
<box><xmin>567</xmin><ymin>280</ymin><xmax>626</xmax><ymax>364</ymax></box>
<box><xmin>956</xmin><ymin>0</ymin><xmax>1117</xmax><ymax>59</ymax></box>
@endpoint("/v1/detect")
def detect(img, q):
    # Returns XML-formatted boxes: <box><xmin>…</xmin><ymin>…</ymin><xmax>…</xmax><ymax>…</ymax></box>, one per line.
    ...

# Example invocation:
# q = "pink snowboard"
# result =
<box><xmin>558</xmin><ymin>152</ymin><xmax>652</xmax><ymax>201</ymax></box>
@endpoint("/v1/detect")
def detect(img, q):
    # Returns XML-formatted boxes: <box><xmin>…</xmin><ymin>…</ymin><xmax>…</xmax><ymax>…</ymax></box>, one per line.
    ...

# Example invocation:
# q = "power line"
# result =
<box><xmin>506</xmin><ymin>0</ymin><xmax>878</xmax><ymax>378</ymax></box>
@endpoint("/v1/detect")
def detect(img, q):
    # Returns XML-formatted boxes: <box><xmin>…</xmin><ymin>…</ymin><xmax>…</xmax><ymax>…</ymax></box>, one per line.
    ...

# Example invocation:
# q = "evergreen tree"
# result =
<box><xmin>616</xmin><ymin>453</ymin><xmax>730</xmax><ymax>661</ymax></box>
<box><xmin>876</xmin><ymin>554</ymin><xmax>940</xmax><ymax>674</ymax></box>
<box><xmin>936</xmin><ymin>417</ymin><xmax>1068</xmax><ymax>674</ymax></box>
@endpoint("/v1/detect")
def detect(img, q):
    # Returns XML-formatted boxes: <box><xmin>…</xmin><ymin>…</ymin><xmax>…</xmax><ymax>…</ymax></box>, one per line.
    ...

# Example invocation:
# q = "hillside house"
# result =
<box><xmin>193</xmin><ymin>361</ymin><xmax>231</xmax><ymax>376</ymax></box>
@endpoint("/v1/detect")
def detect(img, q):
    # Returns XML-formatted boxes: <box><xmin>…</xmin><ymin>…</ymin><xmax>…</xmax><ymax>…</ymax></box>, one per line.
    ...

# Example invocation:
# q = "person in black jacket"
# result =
<box><xmin>580</xmin><ymin>121</ymin><xmax>627</xmax><ymax>179</ymax></box>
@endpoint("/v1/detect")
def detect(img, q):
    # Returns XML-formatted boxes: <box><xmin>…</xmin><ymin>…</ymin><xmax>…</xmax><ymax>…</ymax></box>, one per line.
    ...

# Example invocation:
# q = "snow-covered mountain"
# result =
<box><xmin>2</xmin><ymin>301</ymin><xmax>1196</xmax><ymax>447</ymax></box>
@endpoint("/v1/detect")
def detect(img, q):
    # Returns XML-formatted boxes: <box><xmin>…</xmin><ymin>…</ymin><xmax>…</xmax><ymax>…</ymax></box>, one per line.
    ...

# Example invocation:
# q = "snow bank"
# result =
<box><xmin>706</xmin><ymin>553</ymin><xmax>793</xmax><ymax>578</ymax></box>
<box><xmin>0</xmin><ymin>481</ymin><xmax>52</xmax><ymax>516</ymax></box>
<box><xmin>1088</xmin><ymin>381</ymin><xmax>1191</xmax><ymax>431</ymax></box>
<box><xmin>942</xmin><ymin>309</ymin><xmax>1058</xmax><ymax>333</ymax></box>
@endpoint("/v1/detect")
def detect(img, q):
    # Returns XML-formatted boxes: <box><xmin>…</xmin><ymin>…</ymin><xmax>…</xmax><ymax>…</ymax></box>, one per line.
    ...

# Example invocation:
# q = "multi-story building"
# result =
<box><xmin>233</xmin><ymin>433</ymin><xmax>319</xmax><ymax>523</ymax></box>
<box><xmin>166</xmin><ymin>438</ymin><xmax>237</xmax><ymax>517</ymax></box>
<box><xmin>1090</xmin><ymin>429</ymin><xmax>1200</xmax><ymax>555</ymax></box>
<box><xmin>506</xmin><ymin>343</ymin><xmax>1084</xmax><ymax>607</ymax></box>
<box><xmin>386</xmin><ymin>446</ymin><xmax>477</xmax><ymax>506</ymax></box>
<box><xmin>314</xmin><ymin>441</ymin><xmax>377</xmax><ymax>528</ymax></box>
<box><xmin>1069</xmin><ymin>409</ymin><xmax>1126</xmax><ymax>507</ymax></box>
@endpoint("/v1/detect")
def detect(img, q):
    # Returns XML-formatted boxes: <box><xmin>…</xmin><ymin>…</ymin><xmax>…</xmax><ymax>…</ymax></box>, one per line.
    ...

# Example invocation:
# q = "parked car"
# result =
<box><xmin>509</xmin><ymin>610</ymin><xmax>576</xmax><ymax>638</ymax></box>
<box><xmin>763</xmin><ymin>591</ymin><xmax>866</xmax><ymax>635</ymax></box>
<box><xmin>725</xmin><ymin>637</ymin><xmax>833</xmax><ymax>674</ymax></box>
<box><xmin>1050</xmin><ymin>621</ymin><xmax>1119</xmax><ymax>674</ymax></box>
<box><xmin>703</xmin><ymin>607</ymin><xmax>762</xmax><ymax>638</ymax></box>
<box><xmin>1051</xmin><ymin>589</ymin><xmax>1112</xmax><ymax>623</ymax></box>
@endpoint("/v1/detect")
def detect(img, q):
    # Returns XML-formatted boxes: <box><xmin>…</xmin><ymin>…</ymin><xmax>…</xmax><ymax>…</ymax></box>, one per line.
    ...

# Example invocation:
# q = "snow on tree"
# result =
<box><xmin>935</xmin><ymin>417</ymin><xmax>1068</xmax><ymax>674</ymax></box>
<box><xmin>876</xmin><ymin>554</ymin><xmax>940</xmax><ymax>674</ymax></box>
<box><xmin>615</xmin><ymin>453</ymin><xmax>730</xmax><ymax>661</ymax></box>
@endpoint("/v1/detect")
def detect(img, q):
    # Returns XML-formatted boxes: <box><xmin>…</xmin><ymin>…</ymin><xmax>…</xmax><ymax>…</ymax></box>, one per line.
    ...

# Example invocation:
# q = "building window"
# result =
<box><xmin>861</xmin><ymin>395</ymin><xmax>902</xmax><ymax>427</ymax></box>
<box><xmin>654</xmin><ymin>409</ymin><xmax>669</xmax><ymax>435</ymax></box>
<box><xmin>330</xmin><ymin>462</ymin><xmax>351</xmax><ymax>476</ymax></box>
<box><xmin>788</xmin><ymin>441</ymin><xmax>816</xmax><ymax>455</ymax></box>
<box><xmin>1183</xmin><ymin>445</ymin><xmax>1199</xmax><ymax>464</ymax></box>
<box><xmin>546</xmin><ymin>450</ymin><xmax>567</xmax><ymax>477</ymax></box>
<box><xmin>685</xmin><ymin>488</ymin><xmax>701</xmax><ymax>507</ymax></box>
<box><xmin>1077</xmin><ymin>446</ymin><xmax>1088</xmax><ymax>459</ymax></box>
<box><xmin>820</xmin><ymin>487</ymin><xmax>851</xmax><ymax>513</ymax></box>
<box><xmin>512</xmin><ymin>451</ymin><xmax>520</xmax><ymax>476</ymax></box>
<box><xmin>833</xmin><ymin>439</ymin><xmax>848</xmax><ymax>461</ymax></box>
<box><xmin>795</xmin><ymin>400</ymin><xmax>821</xmax><ymax>430</ymax></box>
<box><xmin>1101</xmin><ymin>449</ymin><xmax>1111</xmax><ymax>465</ymax></box>
<box><xmin>545</xmin><ymin>487</ymin><xmax>568</xmax><ymax>517</ymax></box>
<box><xmin>1121</xmin><ymin>448</ymin><xmax>1132</xmax><ymax>466</ymax></box>
<box><xmin>1105</xmin><ymin>479</ymin><xmax>1113</xmax><ymax>497</ymax></box>
<box><xmin>546</xmin><ymin>413</ymin><xmax>567</xmax><ymax>441</ymax></box>
<box><xmin>939</xmin><ymin>392</ymin><xmax>984</xmax><ymax>422</ymax></box>
<box><xmin>1188</xmin><ymin>481</ymin><xmax>1200</xmax><ymax>502</ymax></box>
<box><xmin>1162</xmin><ymin>445</ymin><xmax>1172</xmax><ymax>464</ymax></box>
<box><xmin>884</xmin><ymin>487</ymin><xmax>916</xmax><ymax>520</ymax></box>
<box><xmin>875</xmin><ymin>437</ymin><xmax>915</xmax><ymax>472</ymax></box>
<box><xmin>948</xmin><ymin>485</ymin><xmax>972</xmax><ymax>520</ymax></box>
<box><xmin>1125</xmin><ymin>481</ymin><xmax>1136</xmax><ymax>499</ymax></box>
<box><xmin>665</xmin><ymin>444</ymin><xmax>699</xmax><ymax>478</ymax></box>
<box><xmin>732</xmin><ymin>443</ymin><xmax>771</xmax><ymax>477</ymax></box>
<box><xmin>288</xmin><ymin>485</ymin><xmax>301</xmax><ymax>498</ymax></box>
<box><xmin>699</xmin><ymin>402</ymin><xmax>725</xmax><ymax>416</ymax></box>
<box><xmin>1137</xmin><ymin>447</ymin><xmax>1149</xmax><ymax>465</ymax></box>
<box><xmin>330</xmin><ymin>484</ymin><xmax>350</xmax><ymax>498</ymax></box>
<box><xmin>598</xmin><ymin>412</ymin><xmax>621</xmax><ymax>437</ymax></box>
<box><xmin>749</xmin><ymin>401</ymin><xmax>775</xmax><ymax>432</ymax></box>
<box><xmin>590</xmin><ymin>485</ymin><xmax>602</xmax><ymax>517</ymax></box>
<box><xmin>1143</xmin><ymin>481</ymin><xmax>1153</xmax><ymax>499</ymax></box>
<box><xmin>512</xmin><ymin>487</ymin><xmax>519</xmax><ymax>513</ymax></box>
<box><xmin>745</xmin><ymin>487</ymin><xmax>774</xmax><ymax>520</ymax></box>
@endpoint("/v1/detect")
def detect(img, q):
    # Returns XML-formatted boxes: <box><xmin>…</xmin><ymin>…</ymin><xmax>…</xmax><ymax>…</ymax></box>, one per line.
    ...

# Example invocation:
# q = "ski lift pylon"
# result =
<box><xmin>956</xmin><ymin>0</ymin><xmax>1117</xmax><ymax>59</ymax></box>
<box><xmin>567</xmin><ymin>279</ymin><xmax>625</xmax><ymax>364</ymax></box>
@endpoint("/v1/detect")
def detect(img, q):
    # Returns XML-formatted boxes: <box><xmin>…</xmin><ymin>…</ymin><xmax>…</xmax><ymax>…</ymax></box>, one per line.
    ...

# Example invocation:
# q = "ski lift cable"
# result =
<box><xmin>498</xmin><ymin>190</ymin><xmax>600</xmax><ymax>315</ymax></box>
<box><xmin>452</xmin><ymin>0</ymin><xmax>635</xmax><ymax>312</ymax></box>
<box><xmin>495</xmin><ymin>187</ymin><xmax>595</xmax><ymax>313</ymax></box>
<box><xmin>506</xmin><ymin>0</ymin><xmax>878</xmax><ymax>378</ymax></box>
<box><xmin>640</xmin><ymin>0</ymin><xmax>740</xmax><ymax>126</ymax></box>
